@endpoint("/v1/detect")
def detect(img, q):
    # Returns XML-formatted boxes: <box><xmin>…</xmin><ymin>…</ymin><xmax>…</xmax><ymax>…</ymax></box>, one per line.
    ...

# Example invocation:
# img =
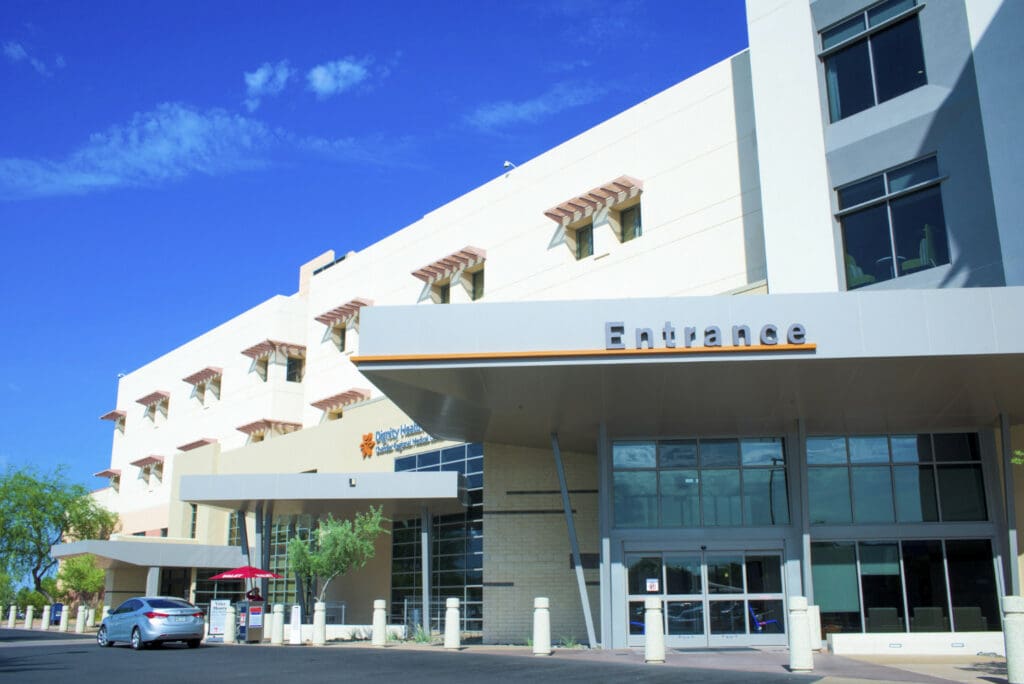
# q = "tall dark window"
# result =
<box><xmin>575</xmin><ymin>223</ymin><xmax>594</xmax><ymax>260</ymax></box>
<box><xmin>437</xmin><ymin>282</ymin><xmax>450</xmax><ymax>304</ymax></box>
<box><xmin>470</xmin><ymin>270</ymin><xmax>484</xmax><ymax>301</ymax></box>
<box><xmin>837</xmin><ymin>156</ymin><xmax>949</xmax><ymax>290</ymax></box>
<box><xmin>285</xmin><ymin>356</ymin><xmax>304</xmax><ymax>382</ymax></box>
<box><xmin>822</xmin><ymin>0</ymin><xmax>926</xmax><ymax>122</ymax></box>
<box><xmin>620</xmin><ymin>205</ymin><xmax>642</xmax><ymax>242</ymax></box>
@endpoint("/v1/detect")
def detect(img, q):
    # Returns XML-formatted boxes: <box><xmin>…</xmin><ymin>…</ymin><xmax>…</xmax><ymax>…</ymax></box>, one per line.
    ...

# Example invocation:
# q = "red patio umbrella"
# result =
<box><xmin>208</xmin><ymin>565</ymin><xmax>282</xmax><ymax>581</ymax></box>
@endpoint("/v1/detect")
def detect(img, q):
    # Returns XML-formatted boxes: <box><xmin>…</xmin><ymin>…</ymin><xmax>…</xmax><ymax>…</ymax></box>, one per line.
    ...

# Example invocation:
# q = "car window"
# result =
<box><xmin>112</xmin><ymin>600</ymin><xmax>134</xmax><ymax>615</ymax></box>
<box><xmin>147</xmin><ymin>599</ymin><xmax>195</xmax><ymax>609</ymax></box>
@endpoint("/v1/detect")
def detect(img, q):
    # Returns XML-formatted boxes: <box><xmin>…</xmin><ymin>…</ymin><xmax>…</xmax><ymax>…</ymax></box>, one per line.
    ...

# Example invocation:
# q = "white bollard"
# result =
<box><xmin>40</xmin><ymin>606</ymin><xmax>51</xmax><ymax>631</ymax></box>
<box><xmin>788</xmin><ymin>596</ymin><xmax>814</xmax><ymax>671</ymax></box>
<box><xmin>59</xmin><ymin>606</ymin><xmax>69</xmax><ymax>632</ymax></box>
<box><xmin>289</xmin><ymin>605</ymin><xmax>302</xmax><ymax>645</ymax></box>
<box><xmin>87</xmin><ymin>607</ymin><xmax>96</xmax><ymax>628</ymax></box>
<box><xmin>75</xmin><ymin>606</ymin><xmax>87</xmax><ymax>634</ymax></box>
<box><xmin>224</xmin><ymin>605</ymin><xmax>237</xmax><ymax>644</ymax></box>
<box><xmin>271</xmin><ymin>604</ymin><xmax>285</xmax><ymax>645</ymax></box>
<box><xmin>444</xmin><ymin>598</ymin><xmax>460</xmax><ymax>650</ymax></box>
<box><xmin>1003</xmin><ymin>596</ymin><xmax>1024</xmax><ymax>684</ymax></box>
<box><xmin>101</xmin><ymin>605</ymin><xmax>111</xmax><ymax>622</ymax></box>
<box><xmin>807</xmin><ymin>605</ymin><xmax>822</xmax><ymax>651</ymax></box>
<box><xmin>371</xmin><ymin>599</ymin><xmax>387</xmax><ymax>646</ymax></box>
<box><xmin>532</xmin><ymin>597</ymin><xmax>552</xmax><ymax>656</ymax></box>
<box><xmin>312</xmin><ymin>601</ymin><xmax>326</xmax><ymax>646</ymax></box>
<box><xmin>24</xmin><ymin>606</ymin><xmax>34</xmax><ymax>630</ymax></box>
<box><xmin>7</xmin><ymin>605</ymin><xmax>15</xmax><ymax>630</ymax></box>
<box><xmin>644</xmin><ymin>597</ymin><xmax>665</xmax><ymax>664</ymax></box>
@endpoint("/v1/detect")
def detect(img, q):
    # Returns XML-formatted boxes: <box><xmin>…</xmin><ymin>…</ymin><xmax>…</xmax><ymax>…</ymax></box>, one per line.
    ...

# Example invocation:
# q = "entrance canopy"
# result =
<box><xmin>352</xmin><ymin>288</ymin><xmax>1024</xmax><ymax>451</ymax></box>
<box><xmin>179</xmin><ymin>471</ymin><xmax>468</xmax><ymax>518</ymax></box>
<box><xmin>51</xmin><ymin>539</ymin><xmax>246</xmax><ymax>570</ymax></box>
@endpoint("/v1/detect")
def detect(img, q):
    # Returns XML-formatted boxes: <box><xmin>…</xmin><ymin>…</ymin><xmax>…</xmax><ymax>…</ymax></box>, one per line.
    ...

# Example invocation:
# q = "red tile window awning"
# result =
<box><xmin>311</xmin><ymin>388</ymin><xmax>372</xmax><ymax>412</ymax></box>
<box><xmin>315</xmin><ymin>298</ymin><xmax>374</xmax><ymax>327</ymax></box>
<box><xmin>130</xmin><ymin>455</ymin><xmax>165</xmax><ymax>468</ymax></box>
<box><xmin>100</xmin><ymin>409</ymin><xmax>126</xmax><ymax>421</ymax></box>
<box><xmin>182</xmin><ymin>367</ymin><xmax>223</xmax><ymax>386</ymax></box>
<box><xmin>178</xmin><ymin>438</ymin><xmax>218</xmax><ymax>452</ymax></box>
<box><xmin>236</xmin><ymin>419</ymin><xmax>302</xmax><ymax>436</ymax></box>
<box><xmin>411</xmin><ymin>246</ymin><xmax>486</xmax><ymax>284</ymax></box>
<box><xmin>136</xmin><ymin>390</ymin><xmax>170</xmax><ymax>407</ymax></box>
<box><xmin>543</xmin><ymin>175</ymin><xmax>643</xmax><ymax>226</ymax></box>
<box><xmin>241</xmin><ymin>340</ymin><xmax>306</xmax><ymax>360</ymax></box>
<box><xmin>94</xmin><ymin>468</ymin><xmax>121</xmax><ymax>478</ymax></box>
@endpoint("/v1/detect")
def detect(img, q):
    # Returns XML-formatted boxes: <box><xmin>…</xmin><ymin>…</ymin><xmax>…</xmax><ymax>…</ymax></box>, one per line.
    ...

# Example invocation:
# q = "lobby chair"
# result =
<box><xmin>845</xmin><ymin>254</ymin><xmax>876</xmax><ymax>289</ymax></box>
<box><xmin>866</xmin><ymin>607</ymin><xmax>903</xmax><ymax>632</ymax></box>
<box><xmin>900</xmin><ymin>224</ymin><xmax>937</xmax><ymax>274</ymax></box>
<box><xmin>749</xmin><ymin>604</ymin><xmax>780</xmax><ymax>633</ymax></box>
<box><xmin>952</xmin><ymin>606</ymin><xmax>988</xmax><ymax>631</ymax></box>
<box><xmin>910</xmin><ymin>606</ymin><xmax>949</xmax><ymax>632</ymax></box>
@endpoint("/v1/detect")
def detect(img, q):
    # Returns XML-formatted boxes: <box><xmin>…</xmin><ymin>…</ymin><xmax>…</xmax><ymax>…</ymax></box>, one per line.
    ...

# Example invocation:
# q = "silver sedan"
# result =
<box><xmin>97</xmin><ymin>596</ymin><xmax>205</xmax><ymax>649</ymax></box>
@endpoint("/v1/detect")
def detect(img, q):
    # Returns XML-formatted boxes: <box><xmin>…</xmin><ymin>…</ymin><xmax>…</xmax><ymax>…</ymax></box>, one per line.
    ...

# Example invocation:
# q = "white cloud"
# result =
<box><xmin>306</xmin><ymin>57</ymin><xmax>371</xmax><ymax>98</ymax></box>
<box><xmin>3</xmin><ymin>40</ymin><xmax>51</xmax><ymax>76</ymax></box>
<box><xmin>0</xmin><ymin>103</ymin><xmax>273</xmax><ymax>200</ymax></box>
<box><xmin>466</xmin><ymin>82</ymin><xmax>606</xmax><ymax>131</ymax></box>
<box><xmin>244</xmin><ymin>60</ymin><xmax>293</xmax><ymax>111</ymax></box>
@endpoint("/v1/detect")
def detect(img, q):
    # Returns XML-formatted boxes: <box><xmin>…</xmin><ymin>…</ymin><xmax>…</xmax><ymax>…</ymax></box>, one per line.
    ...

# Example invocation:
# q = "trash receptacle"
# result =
<box><xmin>51</xmin><ymin>603</ymin><xmax>63</xmax><ymax>626</ymax></box>
<box><xmin>236</xmin><ymin>601</ymin><xmax>265</xmax><ymax>643</ymax></box>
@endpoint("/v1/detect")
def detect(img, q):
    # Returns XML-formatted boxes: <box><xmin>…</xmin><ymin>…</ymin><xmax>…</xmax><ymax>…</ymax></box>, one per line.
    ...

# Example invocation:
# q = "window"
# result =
<box><xmin>575</xmin><ymin>223</ymin><xmax>594</xmax><ymax>260</ymax></box>
<box><xmin>612</xmin><ymin>437</ymin><xmax>789</xmax><ymax>529</ymax></box>
<box><xmin>620</xmin><ymin>204</ymin><xmax>642</xmax><ymax>242</ymax></box>
<box><xmin>821</xmin><ymin>0</ymin><xmax>926</xmax><ymax>122</ymax></box>
<box><xmin>807</xmin><ymin>433</ymin><xmax>985</xmax><ymax>525</ymax></box>
<box><xmin>332</xmin><ymin>323</ymin><xmax>347</xmax><ymax>352</ymax></box>
<box><xmin>228</xmin><ymin>512</ymin><xmax>242</xmax><ymax>546</ymax></box>
<box><xmin>435</xmin><ymin>281</ymin><xmax>451</xmax><ymax>304</ymax></box>
<box><xmin>837</xmin><ymin>156</ymin><xmax>948</xmax><ymax>289</ymax></box>
<box><xmin>189</xmin><ymin>503</ymin><xmax>198</xmax><ymax>539</ymax></box>
<box><xmin>469</xmin><ymin>269</ymin><xmax>484</xmax><ymax>301</ymax></box>
<box><xmin>285</xmin><ymin>356</ymin><xmax>304</xmax><ymax>382</ymax></box>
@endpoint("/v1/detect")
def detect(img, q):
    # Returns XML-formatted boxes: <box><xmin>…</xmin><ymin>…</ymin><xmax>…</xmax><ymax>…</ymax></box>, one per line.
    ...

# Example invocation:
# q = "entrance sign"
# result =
<box><xmin>606</xmin><ymin>321</ymin><xmax>808</xmax><ymax>351</ymax></box>
<box><xmin>208</xmin><ymin>599</ymin><xmax>230</xmax><ymax>639</ymax></box>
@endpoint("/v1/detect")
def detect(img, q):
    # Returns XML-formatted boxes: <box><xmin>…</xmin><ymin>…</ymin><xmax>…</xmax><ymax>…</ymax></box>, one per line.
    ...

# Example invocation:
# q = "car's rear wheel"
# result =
<box><xmin>187</xmin><ymin>639</ymin><xmax>201</xmax><ymax>649</ymax></box>
<box><xmin>96</xmin><ymin>625</ymin><xmax>113</xmax><ymax>647</ymax></box>
<box><xmin>130</xmin><ymin>627</ymin><xmax>144</xmax><ymax>650</ymax></box>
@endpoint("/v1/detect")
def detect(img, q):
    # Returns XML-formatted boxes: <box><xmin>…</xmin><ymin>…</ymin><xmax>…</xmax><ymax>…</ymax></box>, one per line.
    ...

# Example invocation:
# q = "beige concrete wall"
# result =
<box><xmin>105</xmin><ymin>566</ymin><xmax>149</xmax><ymax>609</ymax></box>
<box><xmin>322</xmin><ymin>534</ymin><xmax>393</xmax><ymax>624</ymax></box>
<box><xmin>482</xmin><ymin>442</ymin><xmax>599</xmax><ymax>645</ymax></box>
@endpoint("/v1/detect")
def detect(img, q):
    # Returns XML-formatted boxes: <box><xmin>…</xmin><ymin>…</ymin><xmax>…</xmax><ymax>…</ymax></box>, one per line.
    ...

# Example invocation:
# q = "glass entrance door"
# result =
<box><xmin>626</xmin><ymin>551</ymin><xmax>787</xmax><ymax>647</ymax></box>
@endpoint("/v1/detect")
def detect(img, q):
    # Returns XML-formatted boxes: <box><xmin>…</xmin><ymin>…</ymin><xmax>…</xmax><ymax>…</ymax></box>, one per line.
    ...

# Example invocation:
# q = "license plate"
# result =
<box><xmin>172</xmin><ymin>616</ymin><xmax>188</xmax><ymax>623</ymax></box>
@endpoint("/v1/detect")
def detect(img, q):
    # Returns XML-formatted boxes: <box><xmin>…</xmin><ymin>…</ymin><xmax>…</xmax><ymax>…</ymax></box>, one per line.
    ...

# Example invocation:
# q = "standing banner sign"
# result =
<box><xmin>249</xmin><ymin>604</ymin><xmax>264</xmax><ymax>629</ymax></box>
<box><xmin>209</xmin><ymin>600</ymin><xmax>230</xmax><ymax>641</ymax></box>
<box><xmin>289</xmin><ymin>605</ymin><xmax>302</xmax><ymax>645</ymax></box>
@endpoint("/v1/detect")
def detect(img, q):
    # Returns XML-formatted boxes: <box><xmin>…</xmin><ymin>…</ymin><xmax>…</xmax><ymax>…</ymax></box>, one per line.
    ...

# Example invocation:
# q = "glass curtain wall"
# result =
<box><xmin>267</xmin><ymin>514</ymin><xmax>315</xmax><ymax>608</ymax></box>
<box><xmin>392</xmin><ymin>443</ymin><xmax>484</xmax><ymax>632</ymax></box>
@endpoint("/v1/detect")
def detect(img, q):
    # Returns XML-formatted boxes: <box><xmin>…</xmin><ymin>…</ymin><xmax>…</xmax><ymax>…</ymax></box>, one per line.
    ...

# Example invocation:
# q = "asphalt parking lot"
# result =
<box><xmin>0</xmin><ymin>628</ymin><xmax>1007</xmax><ymax>683</ymax></box>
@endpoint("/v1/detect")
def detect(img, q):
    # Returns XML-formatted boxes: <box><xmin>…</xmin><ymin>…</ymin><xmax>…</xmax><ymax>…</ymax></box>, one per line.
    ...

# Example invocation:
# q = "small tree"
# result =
<box><xmin>57</xmin><ymin>554</ymin><xmax>106</xmax><ymax>608</ymax></box>
<box><xmin>0</xmin><ymin>465</ymin><xmax>118</xmax><ymax>602</ymax></box>
<box><xmin>287</xmin><ymin>506</ymin><xmax>389</xmax><ymax>603</ymax></box>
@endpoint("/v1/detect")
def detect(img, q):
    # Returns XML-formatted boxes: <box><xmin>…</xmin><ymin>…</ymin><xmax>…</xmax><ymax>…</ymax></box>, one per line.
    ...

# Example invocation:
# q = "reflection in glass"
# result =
<box><xmin>707</xmin><ymin>557</ymin><xmax>744</xmax><ymax>594</ymax></box>
<box><xmin>893</xmin><ymin>466</ymin><xmax>938</xmax><ymax>522</ymax></box>
<box><xmin>748</xmin><ymin>600</ymin><xmax>785</xmax><ymax>634</ymax></box>
<box><xmin>709</xmin><ymin>600</ymin><xmax>746</xmax><ymax>634</ymax></box>
<box><xmin>946</xmin><ymin>540</ymin><xmax>999</xmax><ymax>632</ymax></box>
<box><xmin>842</xmin><ymin>204</ymin><xmax>894</xmax><ymax>287</ymax></box>
<box><xmin>852</xmin><ymin>466</ymin><xmax>895</xmax><ymax>523</ymax></box>
<box><xmin>902</xmin><ymin>540</ymin><xmax>949</xmax><ymax>632</ymax></box>
<box><xmin>811</xmin><ymin>542</ymin><xmax>862</xmax><ymax>634</ymax></box>
<box><xmin>701</xmin><ymin>439</ymin><xmax>739</xmax><ymax>467</ymax></box>
<box><xmin>627</xmin><ymin>556</ymin><xmax>663</xmax><ymax>595</ymax></box>
<box><xmin>702</xmin><ymin>469</ymin><xmax>741</xmax><ymax>526</ymax></box>
<box><xmin>807</xmin><ymin>437</ymin><xmax>847</xmax><ymax>464</ymax></box>
<box><xmin>743</xmin><ymin>468</ymin><xmax>790</xmax><ymax>526</ymax></box>
<box><xmin>665</xmin><ymin>556</ymin><xmax>702</xmax><ymax>595</ymax></box>
<box><xmin>933</xmin><ymin>433</ymin><xmax>980</xmax><ymax>462</ymax></box>
<box><xmin>860</xmin><ymin>542</ymin><xmax>905</xmax><ymax>633</ymax></box>
<box><xmin>667</xmin><ymin>601</ymin><xmax>704</xmax><ymax>636</ymax></box>
<box><xmin>628</xmin><ymin>601</ymin><xmax>645</xmax><ymax>635</ymax></box>
<box><xmin>740</xmin><ymin>438</ymin><xmax>784</xmax><ymax>466</ymax></box>
<box><xmin>825</xmin><ymin>40</ymin><xmax>874</xmax><ymax>122</ymax></box>
<box><xmin>871</xmin><ymin>18</ymin><xmax>927</xmax><ymax>105</ymax></box>
<box><xmin>614</xmin><ymin>471</ymin><xmax>658</xmax><ymax>528</ymax></box>
<box><xmin>745</xmin><ymin>556</ymin><xmax>783</xmax><ymax>594</ymax></box>
<box><xmin>660</xmin><ymin>470</ymin><xmax>700</xmax><ymax>527</ymax></box>
<box><xmin>808</xmin><ymin>467</ymin><xmax>852</xmax><ymax>524</ymax></box>
<box><xmin>890</xmin><ymin>434</ymin><xmax>932</xmax><ymax>462</ymax></box>
<box><xmin>937</xmin><ymin>465</ymin><xmax>987</xmax><ymax>521</ymax></box>
<box><xmin>849</xmin><ymin>436</ymin><xmax>890</xmax><ymax>463</ymax></box>
<box><xmin>660</xmin><ymin>440</ymin><xmax>697</xmax><ymax>468</ymax></box>
<box><xmin>613</xmin><ymin>442</ymin><xmax>656</xmax><ymax>468</ymax></box>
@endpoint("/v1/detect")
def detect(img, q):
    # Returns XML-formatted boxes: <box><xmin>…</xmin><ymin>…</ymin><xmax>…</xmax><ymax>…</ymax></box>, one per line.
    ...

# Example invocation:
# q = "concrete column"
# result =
<box><xmin>807</xmin><ymin>605</ymin><xmax>822</xmax><ymax>651</ymax></box>
<box><xmin>40</xmin><ymin>606</ymin><xmax>51</xmax><ymax>631</ymax></box>
<box><xmin>1003</xmin><ymin>596</ymin><xmax>1024</xmax><ymax>684</ymax></box>
<box><xmin>224</xmin><ymin>605</ymin><xmax>237</xmax><ymax>644</ymax></box>
<box><xmin>101</xmin><ymin>606</ymin><xmax>111</xmax><ymax>622</ymax></box>
<box><xmin>788</xmin><ymin>596</ymin><xmax>813</xmax><ymax>672</ymax></box>
<box><xmin>643</xmin><ymin>598</ymin><xmax>665</xmax><ymax>664</ymax></box>
<box><xmin>271</xmin><ymin>604</ymin><xmax>285</xmax><ymax>645</ymax></box>
<box><xmin>58</xmin><ymin>605</ymin><xmax>69</xmax><ymax>632</ymax></box>
<box><xmin>7</xmin><ymin>605</ymin><xmax>15</xmax><ymax>629</ymax></box>
<box><xmin>87</xmin><ymin>607</ymin><xmax>96</xmax><ymax>628</ymax></box>
<box><xmin>24</xmin><ymin>606</ymin><xmax>34</xmax><ymax>630</ymax></box>
<box><xmin>312</xmin><ymin>601</ymin><xmax>326</xmax><ymax>646</ymax></box>
<box><xmin>443</xmin><ymin>598</ymin><xmax>460</xmax><ymax>650</ymax></box>
<box><xmin>532</xmin><ymin>597</ymin><xmax>552</xmax><ymax>656</ymax></box>
<box><xmin>75</xmin><ymin>606</ymin><xmax>87</xmax><ymax>634</ymax></box>
<box><xmin>145</xmin><ymin>566</ymin><xmax>160</xmax><ymax>597</ymax></box>
<box><xmin>420</xmin><ymin>506</ymin><xmax>432</xmax><ymax>637</ymax></box>
<box><xmin>371</xmin><ymin>599</ymin><xmax>387</xmax><ymax>646</ymax></box>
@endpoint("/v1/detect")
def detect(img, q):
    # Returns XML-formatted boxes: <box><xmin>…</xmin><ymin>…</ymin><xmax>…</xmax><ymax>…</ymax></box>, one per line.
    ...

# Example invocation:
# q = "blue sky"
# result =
<box><xmin>0</xmin><ymin>1</ymin><xmax>749</xmax><ymax>488</ymax></box>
